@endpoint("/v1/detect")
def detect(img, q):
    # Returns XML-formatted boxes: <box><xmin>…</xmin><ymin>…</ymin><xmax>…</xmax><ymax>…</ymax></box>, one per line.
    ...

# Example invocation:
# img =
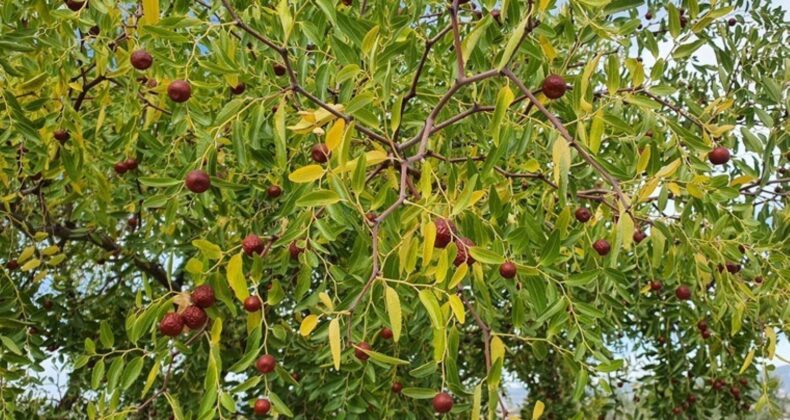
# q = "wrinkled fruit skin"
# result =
<box><xmin>379</xmin><ymin>327</ymin><xmax>393</xmax><ymax>340</ymax></box>
<box><xmin>159</xmin><ymin>312</ymin><xmax>184</xmax><ymax>337</ymax></box>
<box><xmin>167</xmin><ymin>80</ymin><xmax>192</xmax><ymax>102</ymax></box>
<box><xmin>242</xmin><ymin>234</ymin><xmax>265</xmax><ymax>256</ymax></box>
<box><xmin>311</xmin><ymin>143</ymin><xmax>330</xmax><ymax>163</ymax></box>
<box><xmin>391</xmin><ymin>382</ymin><xmax>403</xmax><ymax>393</ymax></box>
<box><xmin>231</xmin><ymin>82</ymin><xmax>246</xmax><ymax>95</ymax></box>
<box><xmin>433</xmin><ymin>392</ymin><xmax>454</xmax><ymax>413</ymax></box>
<box><xmin>708</xmin><ymin>147</ymin><xmax>730</xmax><ymax>165</ymax></box>
<box><xmin>434</xmin><ymin>218</ymin><xmax>456</xmax><ymax>248</ymax></box>
<box><xmin>633</xmin><ymin>230</ymin><xmax>647</xmax><ymax>243</ymax></box>
<box><xmin>542</xmin><ymin>74</ymin><xmax>567</xmax><ymax>99</ymax></box>
<box><xmin>453</xmin><ymin>237</ymin><xmax>475</xmax><ymax>267</ymax></box>
<box><xmin>354</xmin><ymin>341</ymin><xmax>371</xmax><ymax>361</ymax></box>
<box><xmin>289</xmin><ymin>242</ymin><xmax>304</xmax><ymax>260</ymax></box>
<box><xmin>244</xmin><ymin>296</ymin><xmax>262</xmax><ymax>312</ymax></box>
<box><xmin>267</xmin><ymin>185</ymin><xmax>282</xmax><ymax>198</ymax></box>
<box><xmin>499</xmin><ymin>261</ymin><xmax>517</xmax><ymax>279</ymax></box>
<box><xmin>676</xmin><ymin>285</ymin><xmax>692</xmax><ymax>300</ymax></box>
<box><xmin>593</xmin><ymin>239</ymin><xmax>611</xmax><ymax>256</ymax></box>
<box><xmin>130</xmin><ymin>50</ymin><xmax>153</xmax><ymax>70</ymax></box>
<box><xmin>182</xmin><ymin>305</ymin><xmax>207</xmax><ymax>329</ymax></box>
<box><xmin>575</xmin><ymin>207</ymin><xmax>591</xmax><ymax>223</ymax></box>
<box><xmin>253</xmin><ymin>398</ymin><xmax>271</xmax><ymax>415</ymax></box>
<box><xmin>185</xmin><ymin>169</ymin><xmax>211</xmax><ymax>193</ymax></box>
<box><xmin>191</xmin><ymin>284</ymin><xmax>216</xmax><ymax>308</ymax></box>
<box><xmin>256</xmin><ymin>354</ymin><xmax>277</xmax><ymax>374</ymax></box>
<box><xmin>54</xmin><ymin>130</ymin><xmax>70</xmax><ymax>143</ymax></box>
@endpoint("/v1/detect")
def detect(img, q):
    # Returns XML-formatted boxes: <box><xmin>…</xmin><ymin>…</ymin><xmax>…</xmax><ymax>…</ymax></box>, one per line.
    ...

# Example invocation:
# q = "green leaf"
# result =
<box><xmin>138</xmin><ymin>177</ymin><xmax>182</xmax><ymax>187</ymax></box>
<box><xmin>121</xmin><ymin>356</ymin><xmax>145</xmax><ymax>390</ymax></box>
<box><xmin>468</xmin><ymin>247</ymin><xmax>505</xmax><ymax>265</ymax></box>
<box><xmin>192</xmin><ymin>239</ymin><xmax>223</xmax><ymax>260</ymax></box>
<box><xmin>363</xmin><ymin>349</ymin><xmax>409</xmax><ymax>365</ymax></box>
<box><xmin>0</xmin><ymin>335</ymin><xmax>22</xmax><ymax>355</ymax></box>
<box><xmin>91</xmin><ymin>359</ymin><xmax>105</xmax><ymax>389</ymax></box>
<box><xmin>295</xmin><ymin>190</ymin><xmax>341</xmax><ymax>207</ymax></box>
<box><xmin>268</xmin><ymin>391</ymin><xmax>294</xmax><ymax>417</ymax></box>
<box><xmin>401</xmin><ymin>387</ymin><xmax>438</xmax><ymax>399</ymax></box>
<box><xmin>99</xmin><ymin>320</ymin><xmax>114</xmax><ymax>348</ymax></box>
<box><xmin>672</xmin><ymin>39</ymin><xmax>707</xmax><ymax>59</ymax></box>
<box><xmin>498</xmin><ymin>14</ymin><xmax>530</xmax><ymax>70</ymax></box>
<box><xmin>418</xmin><ymin>289</ymin><xmax>443</xmax><ymax>329</ymax></box>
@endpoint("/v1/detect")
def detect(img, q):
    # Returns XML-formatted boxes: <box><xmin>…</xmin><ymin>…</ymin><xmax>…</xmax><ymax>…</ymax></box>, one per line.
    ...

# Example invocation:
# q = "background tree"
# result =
<box><xmin>0</xmin><ymin>0</ymin><xmax>788</xmax><ymax>418</ymax></box>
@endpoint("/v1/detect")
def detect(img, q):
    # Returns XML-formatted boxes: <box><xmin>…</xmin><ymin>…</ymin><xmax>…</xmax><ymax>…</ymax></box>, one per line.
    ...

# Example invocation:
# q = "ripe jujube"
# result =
<box><xmin>708</xmin><ymin>147</ymin><xmax>730</xmax><ymax>165</ymax></box>
<box><xmin>167</xmin><ymin>80</ymin><xmax>192</xmax><ymax>102</ymax></box>
<box><xmin>499</xmin><ymin>261</ymin><xmax>517</xmax><ymax>279</ymax></box>
<box><xmin>185</xmin><ymin>170</ymin><xmax>211</xmax><ymax>193</ymax></box>
<box><xmin>379</xmin><ymin>327</ymin><xmax>393</xmax><ymax>340</ymax></box>
<box><xmin>244</xmin><ymin>295</ymin><xmax>262</xmax><ymax>312</ymax></box>
<box><xmin>354</xmin><ymin>341</ymin><xmax>372</xmax><ymax>360</ymax></box>
<box><xmin>453</xmin><ymin>237</ymin><xmax>475</xmax><ymax>267</ymax></box>
<box><xmin>159</xmin><ymin>312</ymin><xmax>184</xmax><ymax>337</ymax></box>
<box><xmin>675</xmin><ymin>285</ymin><xmax>692</xmax><ymax>300</ymax></box>
<box><xmin>191</xmin><ymin>284</ymin><xmax>215</xmax><ymax>308</ymax></box>
<box><xmin>182</xmin><ymin>305</ymin><xmax>208</xmax><ymax>329</ymax></box>
<box><xmin>130</xmin><ymin>50</ymin><xmax>153</xmax><ymax>70</ymax></box>
<box><xmin>242</xmin><ymin>234</ymin><xmax>265</xmax><ymax>256</ymax></box>
<box><xmin>432</xmin><ymin>392</ymin><xmax>454</xmax><ymax>413</ymax></box>
<box><xmin>256</xmin><ymin>354</ymin><xmax>277</xmax><ymax>374</ymax></box>
<box><xmin>311</xmin><ymin>143</ymin><xmax>330</xmax><ymax>163</ymax></box>
<box><xmin>542</xmin><ymin>74</ymin><xmax>567</xmax><ymax>99</ymax></box>
<box><xmin>575</xmin><ymin>207</ymin><xmax>592</xmax><ymax>223</ymax></box>
<box><xmin>434</xmin><ymin>218</ymin><xmax>456</xmax><ymax>248</ymax></box>
<box><xmin>253</xmin><ymin>398</ymin><xmax>271</xmax><ymax>415</ymax></box>
<box><xmin>593</xmin><ymin>239</ymin><xmax>611</xmax><ymax>256</ymax></box>
<box><xmin>267</xmin><ymin>185</ymin><xmax>282</xmax><ymax>198</ymax></box>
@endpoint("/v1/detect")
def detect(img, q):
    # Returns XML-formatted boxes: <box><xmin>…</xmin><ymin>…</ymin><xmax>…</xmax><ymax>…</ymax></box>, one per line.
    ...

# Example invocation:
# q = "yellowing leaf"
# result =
<box><xmin>739</xmin><ymin>349</ymin><xmax>755</xmax><ymax>374</ymax></box>
<box><xmin>638</xmin><ymin>177</ymin><xmax>659</xmax><ymax>202</ymax></box>
<box><xmin>730</xmin><ymin>175</ymin><xmax>755</xmax><ymax>186</ymax></box>
<box><xmin>384</xmin><ymin>286</ymin><xmax>402</xmax><ymax>342</ymax></box>
<box><xmin>524</xmin><ymin>159</ymin><xmax>540</xmax><ymax>172</ymax></box>
<box><xmin>325</xmin><ymin>119</ymin><xmax>345</xmax><ymax>152</ymax></box>
<box><xmin>226</xmin><ymin>253</ymin><xmax>249</xmax><ymax>302</ymax></box>
<box><xmin>299</xmin><ymin>315</ymin><xmax>319</xmax><ymax>337</ymax></box>
<box><xmin>618</xmin><ymin>212</ymin><xmax>635</xmax><ymax>251</ymax></box>
<box><xmin>766</xmin><ymin>327</ymin><xmax>777</xmax><ymax>359</ymax></box>
<box><xmin>336</xmin><ymin>150</ymin><xmax>389</xmax><ymax>173</ymax></box>
<box><xmin>448</xmin><ymin>263</ymin><xmax>468</xmax><ymax>289</ymax></box>
<box><xmin>142</xmin><ymin>0</ymin><xmax>160</xmax><ymax>25</ymax></box>
<box><xmin>192</xmin><ymin>239</ymin><xmax>222</xmax><ymax>260</ymax></box>
<box><xmin>533</xmin><ymin>400</ymin><xmax>545</xmax><ymax>420</ymax></box>
<box><xmin>18</xmin><ymin>246</ymin><xmax>35</xmax><ymax>263</ymax></box>
<box><xmin>288</xmin><ymin>165</ymin><xmax>324</xmax><ymax>183</ymax></box>
<box><xmin>636</xmin><ymin>147</ymin><xmax>651</xmax><ymax>174</ymax></box>
<box><xmin>538</xmin><ymin>35</ymin><xmax>557</xmax><ymax>61</ymax></box>
<box><xmin>656</xmin><ymin>159</ymin><xmax>681</xmax><ymax>178</ymax></box>
<box><xmin>21</xmin><ymin>259</ymin><xmax>40</xmax><ymax>272</ymax></box>
<box><xmin>491</xmin><ymin>336</ymin><xmax>505</xmax><ymax>362</ymax></box>
<box><xmin>329</xmin><ymin>318</ymin><xmax>341</xmax><ymax>370</ymax></box>
<box><xmin>422</xmin><ymin>221</ymin><xmax>436</xmax><ymax>265</ymax></box>
<box><xmin>41</xmin><ymin>245</ymin><xmax>59</xmax><ymax>256</ymax></box>
<box><xmin>418</xmin><ymin>289</ymin><xmax>443</xmax><ymax>329</ymax></box>
<box><xmin>319</xmin><ymin>292</ymin><xmax>334</xmax><ymax>311</ymax></box>
<box><xmin>448</xmin><ymin>294</ymin><xmax>465</xmax><ymax>324</ymax></box>
<box><xmin>552</xmin><ymin>139</ymin><xmax>571</xmax><ymax>185</ymax></box>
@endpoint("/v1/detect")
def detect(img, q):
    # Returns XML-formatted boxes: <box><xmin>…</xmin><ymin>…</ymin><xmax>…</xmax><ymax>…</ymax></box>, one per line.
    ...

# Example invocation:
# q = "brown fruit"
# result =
<box><xmin>244</xmin><ymin>295</ymin><xmax>262</xmax><ymax>312</ymax></box>
<box><xmin>725</xmin><ymin>262</ymin><xmax>741</xmax><ymax>274</ymax></box>
<box><xmin>130</xmin><ymin>50</ymin><xmax>153</xmax><ymax>70</ymax></box>
<box><xmin>88</xmin><ymin>25</ymin><xmax>100</xmax><ymax>36</ymax></box>
<box><xmin>633</xmin><ymin>229</ymin><xmax>647</xmax><ymax>243</ymax></box>
<box><xmin>267</xmin><ymin>185</ymin><xmax>282</xmax><ymax>198</ymax></box>
<box><xmin>645</xmin><ymin>12</ymin><xmax>653</xmax><ymax>19</ymax></box>
<box><xmin>124</xmin><ymin>158</ymin><xmax>138</xmax><ymax>171</ymax></box>
<box><xmin>708</xmin><ymin>147</ymin><xmax>730</xmax><ymax>165</ymax></box>
<box><xmin>5</xmin><ymin>260</ymin><xmax>20</xmax><ymax>270</ymax></box>
<box><xmin>114</xmin><ymin>161</ymin><xmax>128</xmax><ymax>175</ymax></box>
<box><xmin>191</xmin><ymin>284</ymin><xmax>216</xmax><ymax>308</ymax></box>
<box><xmin>379</xmin><ymin>327</ymin><xmax>393</xmax><ymax>340</ymax></box>
<box><xmin>680</xmin><ymin>15</ymin><xmax>688</xmax><ymax>28</ymax></box>
<box><xmin>754</xmin><ymin>276</ymin><xmax>763</xmax><ymax>284</ymax></box>
<box><xmin>365</xmin><ymin>212</ymin><xmax>377</xmax><ymax>223</ymax></box>
<box><xmin>127</xmin><ymin>216</ymin><xmax>139</xmax><ymax>229</ymax></box>
<box><xmin>256</xmin><ymin>354</ymin><xmax>277</xmax><ymax>373</ymax></box>
<box><xmin>434</xmin><ymin>218</ymin><xmax>456</xmax><ymax>248</ymax></box>
<box><xmin>649</xmin><ymin>280</ymin><xmax>662</xmax><ymax>291</ymax></box>
<box><xmin>728</xmin><ymin>17</ymin><xmax>737</xmax><ymax>26</ymax></box>
<box><xmin>185</xmin><ymin>169</ymin><xmax>211</xmax><ymax>193</ymax></box>
<box><xmin>453</xmin><ymin>237</ymin><xmax>475</xmax><ymax>267</ymax></box>
<box><xmin>593</xmin><ymin>239</ymin><xmax>611</xmax><ymax>256</ymax></box>
<box><xmin>675</xmin><ymin>285</ymin><xmax>692</xmax><ymax>300</ymax></box>
<box><xmin>273</xmin><ymin>63</ymin><xmax>287</xmax><ymax>76</ymax></box>
<box><xmin>311</xmin><ymin>143</ymin><xmax>330</xmax><ymax>163</ymax></box>
<box><xmin>697</xmin><ymin>319</ymin><xmax>708</xmax><ymax>331</ymax></box>
<box><xmin>230</xmin><ymin>82</ymin><xmax>246</xmax><ymax>95</ymax></box>
<box><xmin>289</xmin><ymin>242</ymin><xmax>304</xmax><ymax>260</ymax></box>
<box><xmin>253</xmin><ymin>398</ymin><xmax>271</xmax><ymax>415</ymax></box>
<box><xmin>167</xmin><ymin>80</ymin><xmax>192</xmax><ymax>103</ymax></box>
<box><xmin>701</xmin><ymin>329</ymin><xmax>711</xmax><ymax>339</ymax></box>
<box><xmin>355</xmin><ymin>342</ymin><xmax>372</xmax><ymax>360</ymax></box>
<box><xmin>542</xmin><ymin>75</ymin><xmax>567</xmax><ymax>99</ymax></box>
<box><xmin>242</xmin><ymin>234</ymin><xmax>265</xmax><ymax>256</ymax></box>
<box><xmin>54</xmin><ymin>129</ymin><xmax>70</xmax><ymax>143</ymax></box>
<box><xmin>575</xmin><ymin>207</ymin><xmax>592</xmax><ymax>223</ymax></box>
<box><xmin>432</xmin><ymin>392</ymin><xmax>454</xmax><ymax>413</ymax></box>
<box><xmin>182</xmin><ymin>305</ymin><xmax>208</xmax><ymax>329</ymax></box>
<box><xmin>341</xmin><ymin>0</ymin><xmax>352</xmax><ymax>5</ymax></box>
<box><xmin>499</xmin><ymin>261</ymin><xmax>517</xmax><ymax>279</ymax></box>
<box><xmin>391</xmin><ymin>382</ymin><xmax>403</xmax><ymax>393</ymax></box>
<box><xmin>65</xmin><ymin>0</ymin><xmax>85</xmax><ymax>11</ymax></box>
<box><xmin>159</xmin><ymin>312</ymin><xmax>184</xmax><ymax>337</ymax></box>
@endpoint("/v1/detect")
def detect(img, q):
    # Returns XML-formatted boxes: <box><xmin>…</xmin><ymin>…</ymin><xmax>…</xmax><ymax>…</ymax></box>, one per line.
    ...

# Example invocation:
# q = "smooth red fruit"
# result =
<box><xmin>253</xmin><ymin>398</ymin><xmax>271</xmax><ymax>415</ymax></box>
<box><xmin>88</xmin><ymin>25</ymin><xmax>100</xmax><ymax>36</ymax></box>
<box><xmin>114</xmin><ymin>161</ymin><xmax>128</xmax><ymax>174</ymax></box>
<box><xmin>230</xmin><ymin>82</ymin><xmax>246</xmax><ymax>95</ymax></box>
<box><xmin>289</xmin><ymin>242</ymin><xmax>304</xmax><ymax>260</ymax></box>
<box><xmin>127</xmin><ymin>216</ymin><xmax>138</xmax><ymax>229</ymax></box>
<box><xmin>267</xmin><ymin>185</ymin><xmax>282</xmax><ymax>198</ymax></box>
<box><xmin>593</xmin><ymin>239</ymin><xmax>611</xmax><ymax>256</ymax></box>
<box><xmin>701</xmin><ymin>329</ymin><xmax>711</xmax><ymax>339</ymax></box>
<box><xmin>341</xmin><ymin>0</ymin><xmax>351</xmax><ymax>5</ymax></box>
<box><xmin>273</xmin><ymin>63</ymin><xmax>286</xmax><ymax>76</ymax></box>
<box><xmin>728</xmin><ymin>17</ymin><xmax>737</xmax><ymax>26</ymax></box>
<box><xmin>575</xmin><ymin>207</ymin><xmax>592</xmax><ymax>223</ymax></box>
<box><xmin>434</xmin><ymin>218</ymin><xmax>456</xmax><ymax>248</ymax></box>
<box><xmin>124</xmin><ymin>158</ymin><xmax>138</xmax><ymax>171</ymax></box>
<box><xmin>242</xmin><ymin>234</ymin><xmax>265</xmax><ymax>256</ymax></box>
<box><xmin>708</xmin><ymin>147</ymin><xmax>730</xmax><ymax>165</ymax></box>
<box><xmin>645</xmin><ymin>12</ymin><xmax>653</xmax><ymax>19</ymax></box>
<box><xmin>725</xmin><ymin>262</ymin><xmax>741</xmax><ymax>273</ymax></box>
<box><xmin>159</xmin><ymin>312</ymin><xmax>184</xmax><ymax>337</ymax></box>
<box><xmin>499</xmin><ymin>261</ymin><xmax>517</xmax><ymax>279</ymax></box>
<box><xmin>688</xmin><ymin>394</ymin><xmax>697</xmax><ymax>404</ymax></box>
<box><xmin>256</xmin><ymin>354</ymin><xmax>277</xmax><ymax>373</ymax></box>
<box><xmin>379</xmin><ymin>327</ymin><xmax>393</xmax><ymax>340</ymax></box>
<box><xmin>453</xmin><ymin>237</ymin><xmax>475</xmax><ymax>267</ymax></box>
<box><xmin>54</xmin><ymin>129</ymin><xmax>70</xmax><ymax>142</ymax></box>
<box><xmin>182</xmin><ymin>305</ymin><xmax>207</xmax><ymax>329</ymax></box>
<box><xmin>65</xmin><ymin>0</ymin><xmax>85</xmax><ymax>11</ymax></box>
<box><xmin>391</xmin><ymin>382</ymin><xmax>403</xmax><ymax>393</ymax></box>
<box><xmin>5</xmin><ymin>260</ymin><xmax>20</xmax><ymax>270</ymax></box>
<box><xmin>649</xmin><ymin>280</ymin><xmax>662</xmax><ymax>291</ymax></box>
<box><xmin>730</xmin><ymin>386</ymin><xmax>741</xmax><ymax>399</ymax></box>
<box><xmin>244</xmin><ymin>296</ymin><xmax>262</xmax><ymax>312</ymax></box>
<box><xmin>697</xmin><ymin>319</ymin><xmax>708</xmax><ymax>330</ymax></box>
<box><xmin>432</xmin><ymin>392</ymin><xmax>454</xmax><ymax>413</ymax></box>
<box><xmin>167</xmin><ymin>80</ymin><xmax>192</xmax><ymax>102</ymax></box>
<box><xmin>185</xmin><ymin>169</ymin><xmax>211</xmax><ymax>193</ymax></box>
<box><xmin>542</xmin><ymin>75</ymin><xmax>567</xmax><ymax>99</ymax></box>
<box><xmin>633</xmin><ymin>229</ymin><xmax>647</xmax><ymax>243</ymax></box>
<box><xmin>311</xmin><ymin>143</ymin><xmax>330</xmax><ymax>163</ymax></box>
<box><xmin>675</xmin><ymin>285</ymin><xmax>692</xmax><ymax>300</ymax></box>
<box><xmin>365</xmin><ymin>212</ymin><xmax>377</xmax><ymax>223</ymax></box>
<box><xmin>754</xmin><ymin>276</ymin><xmax>763</xmax><ymax>284</ymax></box>
<box><xmin>130</xmin><ymin>50</ymin><xmax>153</xmax><ymax>70</ymax></box>
<box><xmin>191</xmin><ymin>284</ymin><xmax>215</xmax><ymax>308</ymax></box>
<box><xmin>354</xmin><ymin>341</ymin><xmax>372</xmax><ymax>361</ymax></box>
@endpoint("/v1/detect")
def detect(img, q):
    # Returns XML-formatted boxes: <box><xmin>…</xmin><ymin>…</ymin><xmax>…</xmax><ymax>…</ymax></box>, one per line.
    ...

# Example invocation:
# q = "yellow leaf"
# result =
<box><xmin>707</xmin><ymin>124</ymin><xmax>735</xmax><ymax>137</ymax></box>
<box><xmin>448</xmin><ymin>294</ymin><xmax>465</xmax><ymax>324</ymax></box>
<box><xmin>766</xmin><ymin>327</ymin><xmax>776</xmax><ymax>359</ymax></box>
<box><xmin>422</xmin><ymin>221</ymin><xmax>436</xmax><ymax>265</ymax></box>
<box><xmin>142</xmin><ymin>0</ymin><xmax>160</xmax><ymax>25</ymax></box>
<box><xmin>21</xmin><ymin>259</ymin><xmax>40</xmax><ymax>272</ymax></box>
<box><xmin>468</xmin><ymin>190</ymin><xmax>486</xmax><ymax>208</ymax></box>
<box><xmin>319</xmin><ymin>292</ymin><xmax>334</xmax><ymax>311</ymax></box>
<box><xmin>533</xmin><ymin>400</ymin><xmax>545</xmax><ymax>420</ymax></box>
<box><xmin>299</xmin><ymin>314</ymin><xmax>320</xmax><ymax>337</ymax></box>
<box><xmin>435</xmin><ymin>249</ymin><xmax>449</xmax><ymax>283</ymax></box>
<box><xmin>419</xmin><ymin>160</ymin><xmax>433</xmax><ymax>197</ymax></box>
<box><xmin>448</xmin><ymin>263</ymin><xmax>468</xmax><ymax>289</ymax></box>
<box><xmin>226</xmin><ymin>253</ymin><xmax>249</xmax><ymax>302</ymax></box>
<box><xmin>18</xmin><ymin>246</ymin><xmax>35</xmax><ymax>263</ymax></box>
<box><xmin>288</xmin><ymin>165</ymin><xmax>325</xmax><ymax>183</ymax></box>
<box><xmin>41</xmin><ymin>245</ymin><xmax>59</xmax><ymax>256</ymax></box>
<box><xmin>141</xmin><ymin>359</ymin><xmax>161</xmax><ymax>398</ymax></box>
<box><xmin>524</xmin><ymin>159</ymin><xmax>540</xmax><ymax>172</ymax></box>
<box><xmin>638</xmin><ymin>177</ymin><xmax>659</xmax><ymax>202</ymax></box>
<box><xmin>552</xmin><ymin>139</ymin><xmax>571</xmax><ymax>185</ymax></box>
<box><xmin>539</xmin><ymin>35</ymin><xmax>557</xmax><ymax>61</ymax></box>
<box><xmin>636</xmin><ymin>147</ymin><xmax>651</xmax><ymax>174</ymax></box>
<box><xmin>336</xmin><ymin>150</ymin><xmax>389</xmax><ymax>173</ymax></box>
<box><xmin>325</xmin><ymin>119</ymin><xmax>345</xmax><ymax>152</ymax></box>
<box><xmin>385</xmin><ymin>286</ymin><xmax>402</xmax><ymax>342</ymax></box>
<box><xmin>491</xmin><ymin>336</ymin><xmax>505</xmax><ymax>362</ymax></box>
<box><xmin>656</xmin><ymin>159</ymin><xmax>681</xmax><ymax>178</ymax></box>
<box><xmin>210</xmin><ymin>317</ymin><xmax>223</xmax><ymax>344</ymax></box>
<box><xmin>34</xmin><ymin>232</ymin><xmax>48</xmax><ymax>241</ymax></box>
<box><xmin>730</xmin><ymin>175</ymin><xmax>755</xmax><ymax>186</ymax></box>
<box><xmin>687</xmin><ymin>183</ymin><xmax>705</xmax><ymax>199</ymax></box>
<box><xmin>739</xmin><ymin>349</ymin><xmax>755</xmax><ymax>374</ymax></box>
<box><xmin>618</xmin><ymin>212</ymin><xmax>635</xmax><ymax>250</ymax></box>
<box><xmin>47</xmin><ymin>254</ymin><xmax>66</xmax><ymax>266</ymax></box>
<box><xmin>329</xmin><ymin>318</ymin><xmax>341</xmax><ymax>370</ymax></box>
<box><xmin>667</xmin><ymin>182</ymin><xmax>682</xmax><ymax>196</ymax></box>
